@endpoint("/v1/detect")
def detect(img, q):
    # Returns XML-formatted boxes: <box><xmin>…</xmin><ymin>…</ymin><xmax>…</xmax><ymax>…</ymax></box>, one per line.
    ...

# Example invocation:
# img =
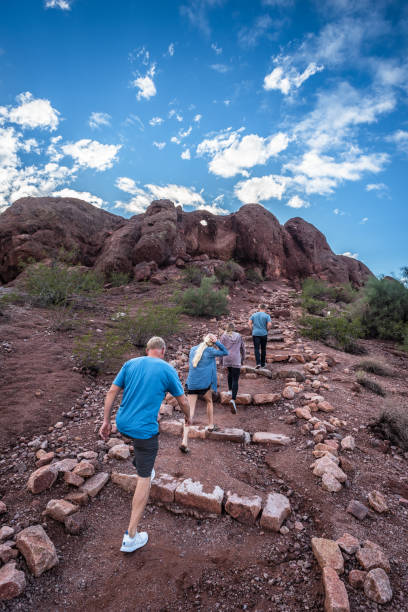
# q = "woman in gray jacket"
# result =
<box><xmin>219</xmin><ymin>323</ymin><xmax>246</xmax><ymax>414</ymax></box>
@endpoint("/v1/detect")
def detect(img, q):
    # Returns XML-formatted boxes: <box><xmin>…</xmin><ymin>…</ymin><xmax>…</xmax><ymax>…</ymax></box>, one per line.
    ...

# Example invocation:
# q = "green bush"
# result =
<box><xmin>214</xmin><ymin>260</ymin><xmax>244</xmax><ymax>285</ymax></box>
<box><xmin>73</xmin><ymin>330</ymin><xmax>129</xmax><ymax>375</ymax></box>
<box><xmin>301</xmin><ymin>296</ymin><xmax>326</xmax><ymax>315</ymax></box>
<box><xmin>117</xmin><ymin>302</ymin><xmax>181</xmax><ymax>347</ymax></box>
<box><xmin>299</xmin><ymin>314</ymin><xmax>365</xmax><ymax>353</ymax></box>
<box><xmin>371</xmin><ymin>402</ymin><xmax>408</xmax><ymax>450</ymax></box>
<box><xmin>179</xmin><ymin>276</ymin><xmax>229</xmax><ymax>317</ymax></box>
<box><xmin>245</xmin><ymin>267</ymin><xmax>264</xmax><ymax>284</ymax></box>
<box><xmin>356</xmin><ymin>372</ymin><xmax>386</xmax><ymax>396</ymax></box>
<box><xmin>183</xmin><ymin>265</ymin><xmax>204</xmax><ymax>286</ymax></box>
<box><xmin>301</xmin><ymin>278</ymin><xmax>356</xmax><ymax>303</ymax></box>
<box><xmin>24</xmin><ymin>262</ymin><xmax>103</xmax><ymax>307</ymax></box>
<box><xmin>108</xmin><ymin>271</ymin><xmax>131</xmax><ymax>287</ymax></box>
<box><xmin>361</xmin><ymin>276</ymin><xmax>408</xmax><ymax>342</ymax></box>
<box><xmin>353</xmin><ymin>359</ymin><xmax>392</xmax><ymax>377</ymax></box>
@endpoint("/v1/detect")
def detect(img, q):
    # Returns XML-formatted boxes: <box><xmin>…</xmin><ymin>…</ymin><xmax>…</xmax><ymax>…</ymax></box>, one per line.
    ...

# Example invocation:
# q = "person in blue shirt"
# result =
<box><xmin>179</xmin><ymin>333</ymin><xmax>228</xmax><ymax>454</ymax></box>
<box><xmin>99</xmin><ymin>336</ymin><xmax>190</xmax><ymax>553</ymax></box>
<box><xmin>248</xmin><ymin>303</ymin><xmax>272</xmax><ymax>368</ymax></box>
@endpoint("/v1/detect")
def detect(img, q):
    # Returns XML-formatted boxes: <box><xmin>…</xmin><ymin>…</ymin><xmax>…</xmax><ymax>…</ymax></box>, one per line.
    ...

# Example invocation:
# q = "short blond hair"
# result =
<box><xmin>146</xmin><ymin>336</ymin><xmax>166</xmax><ymax>351</ymax></box>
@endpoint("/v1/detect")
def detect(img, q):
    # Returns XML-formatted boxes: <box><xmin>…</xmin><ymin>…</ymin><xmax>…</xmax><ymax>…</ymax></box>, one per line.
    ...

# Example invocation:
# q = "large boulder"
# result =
<box><xmin>0</xmin><ymin>197</ymin><xmax>123</xmax><ymax>283</ymax></box>
<box><xmin>0</xmin><ymin>197</ymin><xmax>373</xmax><ymax>286</ymax></box>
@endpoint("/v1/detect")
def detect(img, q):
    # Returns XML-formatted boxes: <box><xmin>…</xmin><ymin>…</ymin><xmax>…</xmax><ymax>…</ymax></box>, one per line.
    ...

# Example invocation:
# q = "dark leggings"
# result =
<box><xmin>253</xmin><ymin>335</ymin><xmax>267</xmax><ymax>367</ymax></box>
<box><xmin>227</xmin><ymin>367</ymin><xmax>241</xmax><ymax>400</ymax></box>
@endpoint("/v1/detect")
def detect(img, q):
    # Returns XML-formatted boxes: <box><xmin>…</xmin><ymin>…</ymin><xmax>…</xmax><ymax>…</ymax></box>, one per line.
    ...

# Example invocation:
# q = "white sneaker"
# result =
<box><xmin>151</xmin><ymin>468</ymin><xmax>155</xmax><ymax>481</ymax></box>
<box><xmin>230</xmin><ymin>399</ymin><xmax>237</xmax><ymax>414</ymax></box>
<box><xmin>120</xmin><ymin>530</ymin><xmax>148</xmax><ymax>553</ymax></box>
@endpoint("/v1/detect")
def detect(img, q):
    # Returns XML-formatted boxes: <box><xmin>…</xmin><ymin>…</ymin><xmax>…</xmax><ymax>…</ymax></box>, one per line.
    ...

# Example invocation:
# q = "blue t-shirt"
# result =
<box><xmin>250</xmin><ymin>311</ymin><xmax>271</xmax><ymax>336</ymax></box>
<box><xmin>113</xmin><ymin>356</ymin><xmax>184</xmax><ymax>439</ymax></box>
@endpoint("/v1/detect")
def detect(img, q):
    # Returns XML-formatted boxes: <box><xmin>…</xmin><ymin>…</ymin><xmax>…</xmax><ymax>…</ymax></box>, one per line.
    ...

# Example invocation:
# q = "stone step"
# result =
<box><xmin>159</xmin><ymin>419</ymin><xmax>248</xmax><ymax>443</ymax></box>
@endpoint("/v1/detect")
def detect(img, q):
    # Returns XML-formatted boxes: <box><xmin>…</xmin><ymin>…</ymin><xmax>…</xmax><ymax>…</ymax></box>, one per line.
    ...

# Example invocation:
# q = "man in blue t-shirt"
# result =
<box><xmin>99</xmin><ymin>336</ymin><xmax>190</xmax><ymax>553</ymax></box>
<box><xmin>248</xmin><ymin>303</ymin><xmax>272</xmax><ymax>368</ymax></box>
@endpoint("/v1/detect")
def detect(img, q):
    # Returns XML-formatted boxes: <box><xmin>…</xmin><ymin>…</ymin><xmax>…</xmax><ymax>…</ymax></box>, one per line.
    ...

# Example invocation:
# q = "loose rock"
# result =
<box><xmin>260</xmin><ymin>492</ymin><xmax>291</xmax><ymax>532</ymax></box>
<box><xmin>364</xmin><ymin>568</ymin><xmax>393</xmax><ymax>604</ymax></box>
<box><xmin>16</xmin><ymin>525</ymin><xmax>58</xmax><ymax>577</ymax></box>
<box><xmin>322</xmin><ymin>566</ymin><xmax>350</xmax><ymax>612</ymax></box>
<box><xmin>0</xmin><ymin>562</ymin><xmax>26</xmax><ymax>601</ymax></box>
<box><xmin>311</xmin><ymin>538</ymin><xmax>344</xmax><ymax>574</ymax></box>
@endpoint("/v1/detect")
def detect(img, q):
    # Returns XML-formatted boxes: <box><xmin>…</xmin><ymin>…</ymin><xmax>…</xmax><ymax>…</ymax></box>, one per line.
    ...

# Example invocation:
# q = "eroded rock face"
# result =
<box><xmin>0</xmin><ymin>197</ymin><xmax>123</xmax><ymax>283</ymax></box>
<box><xmin>0</xmin><ymin>197</ymin><xmax>373</xmax><ymax>285</ymax></box>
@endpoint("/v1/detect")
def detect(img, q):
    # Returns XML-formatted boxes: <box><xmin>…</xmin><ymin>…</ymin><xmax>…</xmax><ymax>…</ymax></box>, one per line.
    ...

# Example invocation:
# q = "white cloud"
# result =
<box><xmin>149</xmin><ymin>116</ymin><xmax>164</xmax><ymax>126</ymax></box>
<box><xmin>169</xmin><ymin>109</ymin><xmax>183</xmax><ymax>122</ymax></box>
<box><xmin>194</xmin><ymin>114</ymin><xmax>202</xmax><ymax>122</ymax></box>
<box><xmin>287</xmin><ymin>150</ymin><xmax>388</xmax><ymax>195</ymax></box>
<box><xmin>45</xmin><ymin>0</ymin><xmax>72</xmax><ymax>9</ymax></box>
<box><xmin>132</xmin><ymin>65</ymin><xmax>157</xmax><ymax>101</ymax></box>
<box><xmin>61</xmin><ymin>139</ymin><xmax>121</xmax><ymax>171</ymax></box>
<box><xmin>171</xmin><ymin>126</ymin><xmax>192</xmax><ymax>144</ymax></box>
<box><xmin>181</xmin><ymin>148</ymin><xmax>191</xmax><ymax>160</ymax></box>
<box><xmin>123</xmin><ymin>114</ymin><xmax>145</xmax><ymax>131</ymax></box>
<box><xmin>116</xmin><ymin>179</ymin><xmax>209</xmax><ymax>213</ymax></box>
<box><xmin>211</xmin><ymin>43</ymin><xmax>222</xmax><ymax>55</ymax></box>
<box><xmin>52</xmin><ymin>188</ymin><xmax>105</xmax><ymax>208</ymax></box>
<box><xmin>89</xmin><ymin>112</ymin><xmax>111</xmax><ymax>130</ymax></box>
<box><xmin>4</xmin><ymin>92</ymin><xmax>60</xmax><ymax>131</ymax></box>
<box><xmin>366</xmin><ymin>183</ymin><xmax>386</xmax><ymax>191</ymax></box>
<box><xmin>234</xmin><ymin>174</ymin><xmax>290</xmax><ymax>204</ymax></box>
<box><xmin>333</xmin><ymin>208</ymin><xmax>345</xmax><ymax>215</ymax></box>
<box><xmin>180</xmin><ymin>0</ymin><xmax>225</xmax><ymax>37</ymax></box>
<box><xmin>294</xmin><ymin>83</ymin><xmax>395</xmax><ymax>153</ymax></box>
<box><xmin>286</xmin><ymin>195</ymin><xmax>310</xmax><ymax>209</ymax></box>
<box><xmin>342</xmin><ymin>251</ymin><xmax>358</xmax><ymax>259</ymax></box>
<box><xmin>47</xmin><ymin>135</ymin><xmax>63</xmax><ymax>161</ymax></box>
<box><xmin>360</xmin><ymin>217</ymin><xmax>368</xmax><ymax>224</ymax></box>
<box><xmin>386</xmin><ymin>129</ymin><xmax>408</xmax><ymax>153</ymax></box>
<box><xmin>264</xmin><ymin>61</ymin><xmax>323</xmax><ymax>95</ymax></box>
<box><xmin>223</xmin><ymin>100</ymin><xmax>230</xmax><ymax>106</ymax></box>
<box><xmin>153</xmin><ymin>141</ymin><xmax>166</xmax><ymax>150</ymax></box>
<box><xmin>168</xmin><ymin>43</ymin><xmax>175</xmax><ymax>56</ymax></box>
<box><xmin>210</xmin><ymin>64</ymin><xmax>230</xmax><ymax>73</ymax></box>
<box><xmin>197</xmin><ymin>128</ymin><xmax>289</xmax><ymax>178</ymax></box>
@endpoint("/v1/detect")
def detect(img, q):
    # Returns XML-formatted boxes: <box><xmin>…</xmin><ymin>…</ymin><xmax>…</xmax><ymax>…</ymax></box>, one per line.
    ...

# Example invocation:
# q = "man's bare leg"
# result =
<box><xmin>204</xmin><ymin>389</ymin><xmax>214</xmax><ymax>429</ymax></box>
<box><xmin>127</xmin><ymin>476</ymin><xmax>151</xmax><ymax>538</ymax></box>
<box><xmin>181</xmin><ymin>394</ymin><xmax>197</xmax><ymax>449</ymax></box>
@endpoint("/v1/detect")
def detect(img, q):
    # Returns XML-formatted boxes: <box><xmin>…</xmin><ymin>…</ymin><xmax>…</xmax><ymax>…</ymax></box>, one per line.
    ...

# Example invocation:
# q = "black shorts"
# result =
<box><xmin>131</xmin><ymin>433</ymin><xmax>159</xmax><ymax>478</ymax></box>
<box><xmin>185</xmin><ymin>384</ymin><xmax>211</xmax><ymax>396</ymax></box>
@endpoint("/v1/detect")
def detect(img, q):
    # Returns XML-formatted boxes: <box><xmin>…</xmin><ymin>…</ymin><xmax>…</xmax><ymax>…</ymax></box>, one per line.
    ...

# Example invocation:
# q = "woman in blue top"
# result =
<box><xmin>180</xmin><ymin>333</ymin><xmax>228</xmax><ymax>453</ymax></box>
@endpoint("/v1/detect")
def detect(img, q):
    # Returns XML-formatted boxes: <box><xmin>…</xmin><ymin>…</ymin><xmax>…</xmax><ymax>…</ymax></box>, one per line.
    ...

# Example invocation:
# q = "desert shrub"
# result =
<box><xmin>302</xmin><ymin>278</ymin><xmax>356</xmax><ymax>304</ymax></box>
<box><xmin>48</xmin><ymin>306</ymin><xmax>80</xmax><ymax>333</ymax></box>
<box><xmin>299</xmin><ymin>314</ymin><xmax>365</xmax><ymax>354</ymax></box>
<box><xmin>214</xmin><ymin>260</ymin><xmax>244</xmax><ymax>285</ymax></box>
<box><xmin>24</xmin><ymin>262</ymin><xmax>103</xmax><ymax>307</ymax></box>
<box><xmin>117</xmin><ymin>302</ymin><xmax>181</xmax><ymax>347</ymax></box>
<box><xmin>356</xmin><ymin>372</ymin><xmax>386</xmax><ymax>396</ymax></box>
<box><xmin>301</xmin><ymin>296</ymin><xmax>326</xmax><ymax>315</ymax></box>
<box><xmin>361</xmin><ymin>276</ymin><xmax>408</xmax><ymax>342</ymax></box>
<box><xmin>353</xmin><ymin>359</ymin><xmax>392</xmax><ymax>377</ymax></box>
<box><xmin>108</xmin><ymin>271</ymin><xmax>131</xmax><ymax>287</ymax></box>
<box><xmin>73</xmin><ymin>330</ymin><xmax>129</xmax><ymax>375</ymax></box>
<box><xmin>245</xmin><ymin>267</ymin><xmax>264</xmax><ymax>284</ymax></box>
<box><xmin>183</xmin><ymin>265</ymin><xmax>204</xmax><ymax>286</ymax></box>
<box><xmin>179</xmin><ymin>276</ymin><xmax>229</xmax><ymax>317</ymax></box>
<box><xmin>371</xmin><ymin>402</ymin><xmax>408</xmax><ymax>450</ymax></box>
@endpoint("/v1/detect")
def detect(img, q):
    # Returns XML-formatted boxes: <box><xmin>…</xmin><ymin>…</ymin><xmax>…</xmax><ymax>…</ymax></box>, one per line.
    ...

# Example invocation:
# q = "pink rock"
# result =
<box><xmin>336</xmin><ymin>533</ymin><xmax>360</xmax><ymax>555</ymax></box>
<box><xmin>175</xmin><ymin>479</ymin><xmax>224</xmax><ymax>514</ymax></box>
<box><xmin>151</xmin><ymin>473</ymin><xmax>180</xmax><ymax>503</ymax></box>
<box><xmin>312</xmin><ymin>538</ymin><xmax>344</xmax><ymax>574</ymax></box>
<box><xmin>26</xmin><ymin>464</ymin><xmax>58</xmax><ymax>494</ymax></box>
<box><xmin>364</xmin><ymin>568</ymin><xmax>393</xmax><ymax>604</ymax></box>
<box><xmin>356</xmin><ymin>540</ymin><xmax>390</xmax><ymax>573</ymax></box>
<box><xmin>111</xmin><ymin>472</ymin><xmax>138</xmax><ymax>493</ymax></box>
<box><xmin>159</xmin><ymin>420</ymin><xmax>184</xmax><ymax>435</ymax></box>
<box><xmin>367</xmin><ymin>490</ymin><xmax>388</xmax><ymax>513</ymax></box>
<box><xmin>295</xmin><ymin>407</ymin><xmax>312</xmax><ymax>420</ymax></box>
<box><xmin>16</xmin><ymin>525</ymin><xmax>58</xmax><ymax>577</ymax></box>
<box><xmin>225</xmin><ymin>492</ymin><xmax>262</xmax><ymax>525</ymax></box>
<box><xmin>322</xmin><ymin>567</ymin><xmax>350</xmax><ymax>612</ymax></box>
<box><xmin>219</xmin><ymin>392</ymin><xmax>252</xmax><ymax>405</ymax></box>
<box><xmin>260</xmin><ymin>492</ymin><xmax>291</xmax><ymax>532</ymax></box>
<box><xmin>45</xmin><ymin>499</ymin><xmax>78</xmax><ymax>522</ymax></box>
<box><xmin>79</xmin><ymin>472</ymin><xmax>109</xmax><ymax>497</ymax></box>
<box><xmin>252</xmin><ymin>393</ymin><xmax>281</xmax><ymax>405</ymax></box>
<box><xmin>252</xmin><ymin>432</ymin><xmax>290</xmax><ymax>446</ymax></box>
<box><xmin>64</xmin><ymin>471</ymin><xmax>84</xmax><ymax>487</ymax></box>
<box><xmin>0</xmin><ymin>501</ymin><xmax>6</xmax><ymax>515</ymax></box>
<box><xmin>0</xmin><ymin>562</ymin><xmax>26</xmax><ymax>600</ymax></box>
<box><xmin>348</xmin><ymin>569</ymin><xmax>367</xmax><ymax>589</ymax></box>
<box><xmin>318</xmin><ymin>400</ymin><xmax>335</xmax><ymax>413</ymax></box>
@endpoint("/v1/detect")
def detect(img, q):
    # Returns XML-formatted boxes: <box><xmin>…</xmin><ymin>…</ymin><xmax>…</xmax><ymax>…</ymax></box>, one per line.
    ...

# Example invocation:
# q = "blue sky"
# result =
<box><xmin>0</xmin><ymin>0</ymin><xmax>407</xmax><ymax>276</ymax></box>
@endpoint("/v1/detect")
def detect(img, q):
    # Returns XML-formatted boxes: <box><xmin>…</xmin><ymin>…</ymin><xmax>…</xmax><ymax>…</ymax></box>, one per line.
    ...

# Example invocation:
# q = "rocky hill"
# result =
<box><xmin>0</xmin><ymin>197</ymin><xmax>372</xmax><ymax>285</ymax></box>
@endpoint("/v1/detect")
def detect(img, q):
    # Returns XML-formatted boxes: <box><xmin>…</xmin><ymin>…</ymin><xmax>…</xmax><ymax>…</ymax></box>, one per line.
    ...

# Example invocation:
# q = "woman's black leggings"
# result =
<box><xmin>227</xmin><ymin>367</ymin><xmax>241</xmax><ymax>400</ymax></box>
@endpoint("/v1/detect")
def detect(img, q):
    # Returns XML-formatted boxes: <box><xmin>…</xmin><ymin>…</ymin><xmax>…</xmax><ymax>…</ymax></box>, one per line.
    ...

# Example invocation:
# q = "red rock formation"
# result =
<box><xmin>0</xmin><ymin>197</ymin><xmax>372</xmax><ymax>285</ymax></box>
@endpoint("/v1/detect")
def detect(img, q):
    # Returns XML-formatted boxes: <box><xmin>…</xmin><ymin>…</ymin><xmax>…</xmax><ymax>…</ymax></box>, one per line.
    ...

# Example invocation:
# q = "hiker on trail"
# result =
<box><xmin>219</xmin><ymin>323</ymin><xmax>246</xmax><ymax>414</ymax></box>
<box><xmin>99</xmin><ymin>336</ymin><xmax>190</xmax><ymax>553</ymax></box>
<box><xmin>179</xmin><ymin>333</ymin><xmax>228</xmax><ymax>454</ymax></box>
<box><xmin>248</xmin><ymin>303</ymin><xmax>272</xmax><ymax>369</ymax></box>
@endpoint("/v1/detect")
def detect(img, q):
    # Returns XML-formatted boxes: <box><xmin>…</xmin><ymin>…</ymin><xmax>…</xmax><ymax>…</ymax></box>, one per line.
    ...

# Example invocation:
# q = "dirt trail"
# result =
<box><xmin>0</xmin><ymin>280</ymin><xmax>407</xmax><ymax>611</ymax></box>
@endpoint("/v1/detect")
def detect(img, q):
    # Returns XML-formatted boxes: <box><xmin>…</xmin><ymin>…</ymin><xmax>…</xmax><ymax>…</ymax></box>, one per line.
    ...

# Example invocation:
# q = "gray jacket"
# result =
<box><xmin>219</xmin><ymin>332</ymin><xmax>246</xmax><ymax>368</ymax></box>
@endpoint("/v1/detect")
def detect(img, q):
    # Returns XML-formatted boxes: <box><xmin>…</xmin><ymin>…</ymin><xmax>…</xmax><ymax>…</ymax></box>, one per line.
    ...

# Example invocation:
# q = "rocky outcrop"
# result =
<box><xmin>0</xmin><ymin>197</ymin><xmax>372</xmax><ymax>285</ymax></box>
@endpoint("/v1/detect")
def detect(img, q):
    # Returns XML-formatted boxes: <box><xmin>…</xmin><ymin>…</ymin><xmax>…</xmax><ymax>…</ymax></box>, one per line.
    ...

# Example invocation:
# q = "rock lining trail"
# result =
<box><xmin>0</xmin><ymin>279</ymin><xmax>407</xmax><ymax>610</ymax></box>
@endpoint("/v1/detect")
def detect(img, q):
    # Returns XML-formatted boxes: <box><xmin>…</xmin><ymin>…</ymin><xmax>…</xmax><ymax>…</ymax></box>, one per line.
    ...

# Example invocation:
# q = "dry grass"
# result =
<box><xmin>371</xmin><ymin>402</ymin><xmax>408</xmax><ymax>450</ymax></box>
<box><xmin>353</xmin><ymin>359</ymin><xmax>393</xmax><ymax>377</ymax></box>
<box><xmin>356</xmin><ymin>371</ymin><xmax>386</xmax><ymax>396</ymax></box>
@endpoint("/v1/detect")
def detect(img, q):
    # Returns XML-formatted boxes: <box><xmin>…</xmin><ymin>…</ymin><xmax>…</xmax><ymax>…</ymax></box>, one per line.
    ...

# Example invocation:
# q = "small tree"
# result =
<box><xmin>117</xmin><ymin>302</ymin><xmax>181</xmax><ymax>347</ymax></box>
